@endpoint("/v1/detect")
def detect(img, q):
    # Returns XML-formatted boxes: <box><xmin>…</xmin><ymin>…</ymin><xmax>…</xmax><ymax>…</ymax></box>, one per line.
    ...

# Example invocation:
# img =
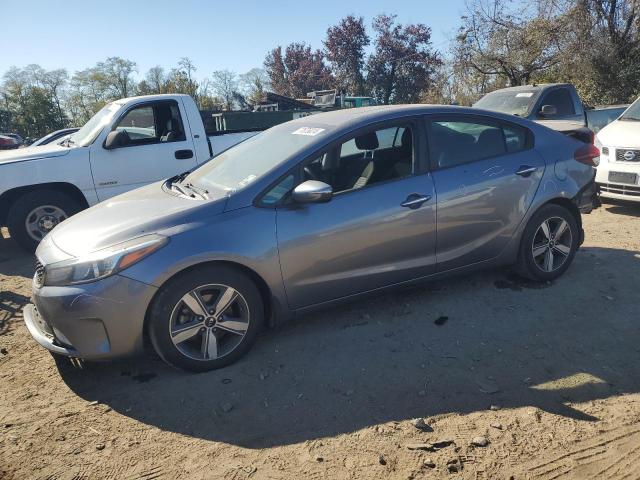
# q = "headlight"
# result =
<box><xmin>43</xmin><ymin>234</ymin><xmax>168</xmax><ymax>286</ymax></box>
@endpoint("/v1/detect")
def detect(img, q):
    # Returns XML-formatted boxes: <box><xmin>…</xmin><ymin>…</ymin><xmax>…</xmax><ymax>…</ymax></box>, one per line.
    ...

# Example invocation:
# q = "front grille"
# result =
<box><xmin>615</xmin><ymin>148</ymin><xmax>640</xmax><ymax>162</ymax></box>
<box><xmin>599</xmin><ymin>183</ymin><xmax>640</xmax><ymax>197</ymax></box>
<box><xmin>34</xmin><ymin>259</ymin><xmax>45</xmax><ymax>288</ymax></box>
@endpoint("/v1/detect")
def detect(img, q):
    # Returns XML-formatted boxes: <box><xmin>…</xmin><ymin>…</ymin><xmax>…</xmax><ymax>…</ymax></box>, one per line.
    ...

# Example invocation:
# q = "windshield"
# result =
<box><xmin>70</xmin><ymin>102</ymin><xmax>122</xmax><ymax>146</ymax></box>
<box><xmin>620</xmin><ymin>97</ymin><xmax>640</xmax><ymax>121</ymax></box>
<box><xmin>185</xmin><ymin>123</ymin><xmax>329</xmax><ymax>192</ymax></box>
<box><xmin>474</xmin><ymin>90</ymin><xmax>539</xmax><ymax>116</ymax></box>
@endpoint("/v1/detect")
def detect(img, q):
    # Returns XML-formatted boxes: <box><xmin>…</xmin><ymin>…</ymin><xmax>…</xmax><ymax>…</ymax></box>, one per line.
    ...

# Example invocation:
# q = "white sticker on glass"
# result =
<box><xmin>292</xmin><ymin>127</ymin><xmax>325</xmax><ymax>136</ymax></box>
<box><xmin>516</xmin><ymin>92</ymin><xmax>534</xmax><ymax>98</ymax></box>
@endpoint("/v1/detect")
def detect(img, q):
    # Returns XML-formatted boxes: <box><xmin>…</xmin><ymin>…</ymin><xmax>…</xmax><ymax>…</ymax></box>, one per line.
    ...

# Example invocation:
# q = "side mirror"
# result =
<box><xmin>292</xmin><ymin>180</ymin><xmax>333</xmax><ymax>204</ymax></box>
<box><xmin>104</xmin><ymin>130</ymin><xmax>130</xmax><ymax>150</ymax></box>
<box><xmin>539</xmin><ymin>104</ymin><xmax>558</xmax><ymax>117</ymax></box>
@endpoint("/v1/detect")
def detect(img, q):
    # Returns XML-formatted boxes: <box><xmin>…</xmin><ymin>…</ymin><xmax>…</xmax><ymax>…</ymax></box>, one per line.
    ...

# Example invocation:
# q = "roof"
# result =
<box><xmin>284</xmin><ymin>104</ymin><xmax>479</xmax><ymax>127</ymax></box>
<box><xmin>487</xmin><ymin>83</ymin><xmax>573</xmax><ymax>93</ymax></box>
<box><xmin>114</xmin><ymin>93</ymin><xmax>191</xmax><ymax>104</ymax></box>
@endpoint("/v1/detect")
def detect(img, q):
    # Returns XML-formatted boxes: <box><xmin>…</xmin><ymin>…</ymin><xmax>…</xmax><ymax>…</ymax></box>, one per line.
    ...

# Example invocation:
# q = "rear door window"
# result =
<box><xmin>427</xmin><ymin>116</ymin><xmax>532</xmax><ymax>169</ymax></box>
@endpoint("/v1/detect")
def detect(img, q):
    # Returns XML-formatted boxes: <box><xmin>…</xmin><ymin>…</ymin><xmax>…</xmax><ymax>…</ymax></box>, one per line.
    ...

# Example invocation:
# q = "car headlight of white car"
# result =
<box><xmin>594</xmin><ymin>137</ymin><xmax>608</xmax><ymax>163</ymax></box>
<box><xmin>43</xmin><ymin>234</ymin><xmax>168</xmax><ymax>286</ymax></box>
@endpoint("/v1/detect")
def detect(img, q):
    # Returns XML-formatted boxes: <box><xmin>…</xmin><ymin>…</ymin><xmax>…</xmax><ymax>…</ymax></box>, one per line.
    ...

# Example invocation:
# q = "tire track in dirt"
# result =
<box><xmin>519</xmin><ymin>425</ymin><xmax>640</xmax><ymax>479</ymax></box>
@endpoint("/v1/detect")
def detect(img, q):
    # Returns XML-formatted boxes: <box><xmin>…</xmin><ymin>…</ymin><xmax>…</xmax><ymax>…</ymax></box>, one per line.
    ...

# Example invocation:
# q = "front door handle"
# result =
<box><xmin>175</xmin><ymin>149</ymin><xmax>194</xmax><ymax>160</ymax></box>
<box><xmin>516</xmin><ymin>165</ymin><xmax>537</xmax><ymax>177</ymax></box>
<box><xmin>401</xmin><ymin>193</ymin><xmax>431</xmax><ymax>209</ymax></box>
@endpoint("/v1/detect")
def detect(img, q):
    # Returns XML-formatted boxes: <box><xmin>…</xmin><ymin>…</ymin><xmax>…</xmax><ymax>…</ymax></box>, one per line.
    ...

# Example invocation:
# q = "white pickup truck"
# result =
<box><xmin>0</xmin><ymin>94</ymin><xmax>256</xmax><ymax>251</ymax></box>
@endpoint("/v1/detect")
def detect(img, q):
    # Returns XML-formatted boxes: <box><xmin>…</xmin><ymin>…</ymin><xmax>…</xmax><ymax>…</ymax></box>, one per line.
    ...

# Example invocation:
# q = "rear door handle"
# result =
<box><xmin>516</xmin><ymin>165</ymin><xmax>537</xmax><ymax>177</ymax></box>
<box><xmin>401</xmin><ymin>194</ymin><xmax>431</xmax><ymax>209</ymax></box>
<box><xmin>175</xmin><ymin>149</ymin><xmax>194</xmax><ymax>160</ymax></box>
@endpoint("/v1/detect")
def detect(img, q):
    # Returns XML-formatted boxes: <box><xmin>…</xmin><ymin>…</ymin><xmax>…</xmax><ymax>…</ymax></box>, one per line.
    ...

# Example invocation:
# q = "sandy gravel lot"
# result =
<box><xmin>1</xmin><ymin>201</ymin><xmax>639</xmax><ymax>480</ymax></box>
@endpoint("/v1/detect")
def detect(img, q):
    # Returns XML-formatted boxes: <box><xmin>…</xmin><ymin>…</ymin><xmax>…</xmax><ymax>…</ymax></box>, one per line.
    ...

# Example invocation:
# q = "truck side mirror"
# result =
<box><xmin>104</xmin><ymin>130</ymin><xmax>130</xmax><ymax>150</ymax></box>
<box><xmin>539</xmin><ymin>105</ymin><xmax>558</xmax><ymax>117</ymax></box>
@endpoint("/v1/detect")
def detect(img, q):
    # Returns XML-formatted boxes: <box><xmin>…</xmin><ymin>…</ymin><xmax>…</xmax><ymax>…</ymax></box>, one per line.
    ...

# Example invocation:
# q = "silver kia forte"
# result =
<box><xmin>24</xmin><ymin>105</ymin><xmax>600</xmax><ymax>371</ymax></box>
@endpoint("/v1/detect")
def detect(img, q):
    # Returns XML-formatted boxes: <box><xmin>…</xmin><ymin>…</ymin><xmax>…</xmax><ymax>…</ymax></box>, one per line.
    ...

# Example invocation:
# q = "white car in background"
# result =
<box><xmin>595</xmin><ymin>98</ymin><xmax>640</xmax><ymax>202</ymax></box>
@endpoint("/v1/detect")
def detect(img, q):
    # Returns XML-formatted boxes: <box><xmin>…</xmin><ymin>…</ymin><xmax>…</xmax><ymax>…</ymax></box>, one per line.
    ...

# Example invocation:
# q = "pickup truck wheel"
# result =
<box><xmin>7</xmin><ymin>190</ymin><xmax>81</xmax><ymax>252</ymax></box>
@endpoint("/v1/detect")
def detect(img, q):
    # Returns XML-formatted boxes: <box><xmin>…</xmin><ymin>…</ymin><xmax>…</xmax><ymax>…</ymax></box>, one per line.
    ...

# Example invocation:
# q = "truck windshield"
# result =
<box><xmin>620</xmin><ymin>98</ymin><xmax>640</xmax><ymax>121</ymax></box>
<box><xmin>474</xmin><ymin>90</ymin><xmax>539</xmax><ymax>116</ymax></box>
<box><xmin>70</xmin><ymin>102</ymin><xmax>122</xmax><ymax>146</ymax></box>
<box><xmin>184</xmin><ymin>123</ymin><xmax>328</xmax><ymax>192</ymax></box>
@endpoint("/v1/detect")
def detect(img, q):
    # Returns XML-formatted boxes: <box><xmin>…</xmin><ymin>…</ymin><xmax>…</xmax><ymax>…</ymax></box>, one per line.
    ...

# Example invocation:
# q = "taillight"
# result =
<box><xmin>574</xmin><ymin>144</ymin><xmax>600</xmax><ymax>167</ymax></box>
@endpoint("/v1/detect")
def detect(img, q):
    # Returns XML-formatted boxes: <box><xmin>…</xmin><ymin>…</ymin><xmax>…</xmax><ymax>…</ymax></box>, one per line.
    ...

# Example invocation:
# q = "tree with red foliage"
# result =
<box><xmin>366</xmin><ymin>14</ymin><xmax>442</xmax><ymax>104</ymax></box>
<box><xmin>264</xmin><ymin>43</ymin><xmax>334</xmax><ymax>98</ymax></box>
<box><xmin>324</xmin><ymin>15</ymin><xmax>370</xmax><ymax>96</ymax></box>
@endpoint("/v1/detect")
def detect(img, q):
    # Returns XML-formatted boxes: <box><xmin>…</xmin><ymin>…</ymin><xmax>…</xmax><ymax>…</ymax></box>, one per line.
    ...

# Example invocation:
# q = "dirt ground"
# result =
<box><xmin>1</xmin><ymin>201</ymin><xmax>639</xmax><ymax>480</ymax></box>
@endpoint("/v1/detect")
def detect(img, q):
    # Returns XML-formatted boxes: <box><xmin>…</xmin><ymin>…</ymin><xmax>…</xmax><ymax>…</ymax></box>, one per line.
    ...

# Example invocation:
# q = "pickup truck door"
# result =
<box><xmin>534</xmin><ymin>87</ymin><xmax>585</xmax><ymax>123</ymax></box>
<box><xmin>90</xmin><ymin>99</ymin><xmax>198</xmax><ymax>201</ymax></box>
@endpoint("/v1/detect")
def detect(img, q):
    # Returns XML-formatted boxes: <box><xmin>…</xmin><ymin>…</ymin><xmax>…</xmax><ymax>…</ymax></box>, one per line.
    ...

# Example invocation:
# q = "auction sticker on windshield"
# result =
<box><xmin>292</xmin><ymin>127</ymin><xmax>325</xmax><ymax>136</ymax></box>
<box><xmin>516</xmin><ymin>92</ymin><xmax>534</xmax><ymax>98</ymax></box>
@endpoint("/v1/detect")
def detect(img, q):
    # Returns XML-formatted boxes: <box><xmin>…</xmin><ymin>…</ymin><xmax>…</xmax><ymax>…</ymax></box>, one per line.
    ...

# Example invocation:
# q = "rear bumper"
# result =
<box><xmin>575</xmin><ymin>175</ymin><xmax>601</xmax><ymax>214</ymax></box>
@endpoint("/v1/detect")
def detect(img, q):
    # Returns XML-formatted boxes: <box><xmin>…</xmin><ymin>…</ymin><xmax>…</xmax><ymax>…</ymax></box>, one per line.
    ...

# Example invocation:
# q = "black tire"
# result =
<box><xmin>515</xmin><ymin>204</ymin><xmax>580</xmax><ymax>281</ymax></box>
<box><xmin>148</xmin><ymin>265</ymin><xmax>264</xmax><ymax>372</ymax></box>
<box><xmin>6</xmin><ymin>189</ymin><xmax>82</xmax><ymax>253</ymax></box>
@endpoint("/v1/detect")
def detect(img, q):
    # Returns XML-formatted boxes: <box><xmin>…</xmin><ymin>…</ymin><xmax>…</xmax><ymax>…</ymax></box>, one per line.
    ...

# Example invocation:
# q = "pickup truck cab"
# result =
<box><xmin>0</xmin><ymin>94</ymin><xmax>244</xmax><ymax>251</ymax></box>
<box><xmin>473</xmin><ymin>83</ymin><xmax>597</xmax><ymax>143</ymax></box>
<box><xmin>474</xmin><ymin>83</ymin><xmax>586</xmax><ymax>123</ymax></box>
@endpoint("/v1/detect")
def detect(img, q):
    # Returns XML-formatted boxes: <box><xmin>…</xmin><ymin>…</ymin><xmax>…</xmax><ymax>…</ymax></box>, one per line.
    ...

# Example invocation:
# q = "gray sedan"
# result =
<box><xmin>24</xmin><ymin>105</ymin><xmax>600</xmax><ymax>371</ymax></box>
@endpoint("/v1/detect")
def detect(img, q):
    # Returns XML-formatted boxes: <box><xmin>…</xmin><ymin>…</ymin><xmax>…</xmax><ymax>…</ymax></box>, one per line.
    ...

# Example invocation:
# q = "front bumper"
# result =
<box><xmin>24</xmin><ymin>274</ymin><xmax>158</xmax><ymax>360</ymax></box>
<box><xmin>596</xmin><ymin>157</ymin><xmax>640</xmax><ymax>202</ymax></box>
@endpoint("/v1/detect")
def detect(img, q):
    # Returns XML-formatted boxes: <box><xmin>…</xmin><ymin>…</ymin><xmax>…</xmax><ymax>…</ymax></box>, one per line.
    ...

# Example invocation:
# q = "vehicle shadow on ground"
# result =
<box><xmin>55</xmin><ymin>245</ymin><xmax>640</xmax><ymax>449</ymax></box>
<box><xmin>0</xmin><ymin>291</ymin><xmax>30</xmax><ymax>336</ymax></box>
<box><xmin>602</xmin><ymin>200</ymin><xmax>640</xmax><ymax>217</ymax></box>
<box><xmin>0</xmin><ymin>232</ymin><xmax>33</xmax><ymax>278</ymax></box>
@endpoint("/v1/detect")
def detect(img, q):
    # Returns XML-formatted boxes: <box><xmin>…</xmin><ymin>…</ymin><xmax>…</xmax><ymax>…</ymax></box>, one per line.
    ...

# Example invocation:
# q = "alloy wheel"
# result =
<box><xmin>531</xmin><ymin>216</ymin><xmax>573</xmax><ymax>273</ymax></box>
<box><xmin>169</xmin><ymin>284</ymin><xmax>250</xmax><ymax>361</ymax></box>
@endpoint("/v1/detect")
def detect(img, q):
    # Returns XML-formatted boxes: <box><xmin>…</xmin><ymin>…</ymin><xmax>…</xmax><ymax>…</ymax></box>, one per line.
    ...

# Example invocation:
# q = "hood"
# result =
<box><xmin>48</xmin><ymin>181</ymin><xmax>228</xmax><ymax>257</ymax></box>
<box><xmin>596</xmin><ymin>120</ymin><xmax>640</xmax><ymax>148</ymax></box>
<box><xmin>0</xmin><ymin>143</ymin><xmax>71</xmax><ymax>165</ymax></box>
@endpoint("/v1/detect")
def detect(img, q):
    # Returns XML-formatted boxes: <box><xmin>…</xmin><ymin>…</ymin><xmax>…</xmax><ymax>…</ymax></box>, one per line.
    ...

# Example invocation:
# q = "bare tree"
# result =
<box><xmin>456</xmin><ymin>0</ymin><xmax>564</xmax><ymax>86</ymax></box>
<box><xmin>211</xmin><ymin>70</ymin><xmax>238</xmax><ymax>110</ymax></box>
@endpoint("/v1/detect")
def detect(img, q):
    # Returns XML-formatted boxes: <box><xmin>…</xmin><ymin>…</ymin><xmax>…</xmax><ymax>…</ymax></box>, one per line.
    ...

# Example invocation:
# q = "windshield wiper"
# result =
<box><xmin>183</xmin><ymin>182</ymin><xmax>209</xmax><ymax>198</ymax></box>
<box><xmin>166</xmin><ymin>172</ymin><xmax>207</xmax><ymax>199</ymax></box>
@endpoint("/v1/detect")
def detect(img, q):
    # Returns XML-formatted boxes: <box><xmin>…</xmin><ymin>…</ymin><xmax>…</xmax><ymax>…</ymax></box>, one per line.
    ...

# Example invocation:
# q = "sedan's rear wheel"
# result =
<box><xmin>148</xmin><ymin>266</ymin><xmax>263</xmax><ymax>372</ymax></box>
<box><xmin>516</xmin><ymin>204</ymin><xmax>579</xmax><ymax>281</ymax></box>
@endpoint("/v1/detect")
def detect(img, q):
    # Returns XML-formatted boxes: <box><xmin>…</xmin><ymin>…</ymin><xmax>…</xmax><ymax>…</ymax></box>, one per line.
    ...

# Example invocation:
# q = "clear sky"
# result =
<box><xmin>1</xmin><ymin>0</ymin><xmax>467</xmax><ymax>81</ymax></box>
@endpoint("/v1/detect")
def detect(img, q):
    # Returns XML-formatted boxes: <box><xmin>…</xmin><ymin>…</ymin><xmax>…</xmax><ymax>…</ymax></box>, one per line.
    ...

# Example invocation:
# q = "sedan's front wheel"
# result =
<box><xmin>148</xmin><ymin>266</ymin><xmax>264</xmax><ymax>372</ymax></box>
<box><xmin>515</xmin><ymin>204</ymin><xmax>579</xmax><ymax>281</ymax></box>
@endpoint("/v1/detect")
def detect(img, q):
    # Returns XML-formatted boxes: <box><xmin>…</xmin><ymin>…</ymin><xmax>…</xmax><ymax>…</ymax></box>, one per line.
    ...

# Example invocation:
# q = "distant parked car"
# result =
<box><xmin>30</xmin><ymin>128</ymin><xmax>80</xmax><ymax>147</ymax></box>
<box><xmin>24</xmin><ymin>105</ymin><xmax>600</xmax><ymax>371</ymax></box>
<box><xmin>595</xmin><ymin>98</ymin><xmax>640</xmax><ymax>202</ymax></box>
<box><xmin>0</xmin><ymin>133</ymin><xmax>24</xmax><ymax>149</ymax></box>
<box><xmin>0</xmin><ymin>134</ymin><xmax>20</xmax><ymax>150</ymax></box>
